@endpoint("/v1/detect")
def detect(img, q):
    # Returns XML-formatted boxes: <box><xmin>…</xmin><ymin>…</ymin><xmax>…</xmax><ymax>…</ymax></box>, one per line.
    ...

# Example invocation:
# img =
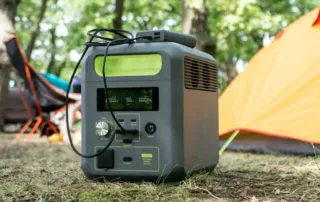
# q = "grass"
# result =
<box><xmin>0</xmin><ymin>134</ymin><xmax>320</xmax><ymax>202</ymax></box>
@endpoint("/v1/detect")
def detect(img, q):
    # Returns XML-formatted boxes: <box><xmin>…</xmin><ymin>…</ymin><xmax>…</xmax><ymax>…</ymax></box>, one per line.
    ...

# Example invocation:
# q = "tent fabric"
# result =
<box><xmin>219</xmin><ymin>7</ymin><xmax>320</xmax><ymax>153</ymax></box>
<box><xmin>219</xmin><ymin>132</ymin><xmax>320</xmax><ymax>155</ymax></box>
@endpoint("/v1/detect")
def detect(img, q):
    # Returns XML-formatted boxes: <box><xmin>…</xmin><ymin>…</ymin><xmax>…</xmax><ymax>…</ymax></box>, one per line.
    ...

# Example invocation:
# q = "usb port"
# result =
<box><xmin>123</xmin><ymin>157</ymin><xmax>132</xmax><ymax>162</ymax></box>
<box><xmin>128</xmin><ymin>129</ymin><xmax>138</xmax><ymax>135</ymax></box>
<box><xmin>118</xmin><ymin>119</ymin><xmax>124</xmax><ymax>123</ymax></box>
<box><xmin>130</xmin><ymin>119</ymin><xmax>137</xmax><ymax>123</ymax></box>
<box><xmin>154</xmin><ymin>32</ymin><xmax>160</xmax><ymax>35</ymax></box>
<box><xmin>155</xmin><ymin>36</ymin><xmax>160</xmax><ymax>40</ymax></box>
<box><xmin>116</xmin><ymin>129</ymin><xmax>125</xmax><ymax>134</ymax></box>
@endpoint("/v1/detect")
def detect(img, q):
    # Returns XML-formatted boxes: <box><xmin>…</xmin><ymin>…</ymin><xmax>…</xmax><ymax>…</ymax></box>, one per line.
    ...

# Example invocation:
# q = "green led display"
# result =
<box><xmin>94</xmin><ymin>54</ymin><xmax>162</xmax><ymax>76</ymax></box>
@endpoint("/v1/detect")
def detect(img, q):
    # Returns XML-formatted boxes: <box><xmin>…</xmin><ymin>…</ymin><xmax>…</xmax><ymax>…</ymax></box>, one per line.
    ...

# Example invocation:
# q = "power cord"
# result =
<box><xmin>65</xmin><ymin>28</ymin><xmax>152</xmax><ymax>158</ymax></box>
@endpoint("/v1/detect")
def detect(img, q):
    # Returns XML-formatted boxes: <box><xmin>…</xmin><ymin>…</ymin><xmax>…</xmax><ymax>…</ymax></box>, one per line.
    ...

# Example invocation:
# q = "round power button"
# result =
<box><xmin>145</xmin><ymin>122</ymin><xmax>156</xmax><ymax>135</ymax></box>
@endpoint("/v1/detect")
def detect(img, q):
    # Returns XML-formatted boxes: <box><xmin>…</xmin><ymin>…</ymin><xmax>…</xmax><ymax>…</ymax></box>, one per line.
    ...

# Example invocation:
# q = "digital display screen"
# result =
<box><xmin>97</xmin><ymin>87</ymin><xmax>159</xmax><ymax>111</ymax></box>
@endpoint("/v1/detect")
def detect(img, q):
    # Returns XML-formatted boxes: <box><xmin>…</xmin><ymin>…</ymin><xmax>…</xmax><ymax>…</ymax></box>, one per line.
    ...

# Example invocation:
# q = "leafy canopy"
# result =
<box><xmin>14</xmin><ymin>0</ymin><xmax>320</xmax><ymax>91</ymax></box>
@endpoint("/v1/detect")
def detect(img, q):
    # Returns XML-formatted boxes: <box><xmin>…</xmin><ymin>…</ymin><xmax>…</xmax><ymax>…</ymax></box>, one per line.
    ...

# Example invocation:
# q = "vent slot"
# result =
<box><xmin>184</xmin><ymin>55</ymin><xmax>217</xmax><ymax>92</ymax></box>
<box><xmin>191</xmin><ymin>61</ymin><xmax>199</xmax><ymax>87</ymax></box>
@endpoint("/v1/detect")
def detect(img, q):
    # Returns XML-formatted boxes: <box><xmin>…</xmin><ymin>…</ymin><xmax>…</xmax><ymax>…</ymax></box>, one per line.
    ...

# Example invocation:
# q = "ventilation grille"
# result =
<box><xmin>184</xmin><ymin>55</ymin><xmax>218</xmax><ymax>92</ymax></box>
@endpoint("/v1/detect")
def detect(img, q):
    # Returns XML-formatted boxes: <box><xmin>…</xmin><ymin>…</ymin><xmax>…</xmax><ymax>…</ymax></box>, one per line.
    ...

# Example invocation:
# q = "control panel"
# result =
<box><xmin>115</xmin><ymin>113</ymin><xmax>140</xmax><ymax>142</ymax></box>
<box><xmin>94</xmin><ymin>113</ymin><xmax>159</xmax><ymax>172</ymax></box>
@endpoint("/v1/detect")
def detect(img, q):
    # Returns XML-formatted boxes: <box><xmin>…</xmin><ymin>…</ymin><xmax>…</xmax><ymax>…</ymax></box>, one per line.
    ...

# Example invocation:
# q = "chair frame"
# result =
<box><xmin>4</xmin><ymin>35</ymin><xmax>80</xmax><ymax>142</ymax></box>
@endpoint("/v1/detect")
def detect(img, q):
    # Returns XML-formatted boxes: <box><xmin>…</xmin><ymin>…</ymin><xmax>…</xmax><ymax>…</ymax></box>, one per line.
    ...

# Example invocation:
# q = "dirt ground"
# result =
<box><xmin>0</xmin><ymin>133</ymin><xmax>319</xmax><ymax>202</ymax></box>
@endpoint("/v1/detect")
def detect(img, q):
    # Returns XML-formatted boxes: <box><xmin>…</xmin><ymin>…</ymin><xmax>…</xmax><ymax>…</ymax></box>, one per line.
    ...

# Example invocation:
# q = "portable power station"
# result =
<box><xmin>76</xmin><ymin>29</ymin><xmax>219</xmax><ymax>182</ymax></box>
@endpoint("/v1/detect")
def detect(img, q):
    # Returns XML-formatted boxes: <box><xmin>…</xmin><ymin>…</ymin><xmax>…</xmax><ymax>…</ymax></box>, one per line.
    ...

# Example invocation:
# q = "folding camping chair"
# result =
<box><xmin>4</xmin><ymin>35</ymin><xmax>81</xmax><ymax>142</ymax></box>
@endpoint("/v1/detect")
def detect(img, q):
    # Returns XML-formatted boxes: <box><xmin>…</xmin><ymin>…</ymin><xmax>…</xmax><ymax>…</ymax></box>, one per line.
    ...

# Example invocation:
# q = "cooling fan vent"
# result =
<box><xmin>184</xmin><ymin>55</ymin><xmax>217</xmax><ymax>92</ymax></box>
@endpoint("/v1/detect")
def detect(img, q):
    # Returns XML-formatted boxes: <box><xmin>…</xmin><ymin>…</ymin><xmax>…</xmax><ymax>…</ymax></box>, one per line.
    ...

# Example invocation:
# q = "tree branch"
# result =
<box><xmin>136</xmin><ymin>18</ymin><xmax>149</xmax><ymax>30</ymax></box>
<box><xmin>25</xmin><ymin>0</ymin><xmax>49</xmax><ymax>60</ymax></box>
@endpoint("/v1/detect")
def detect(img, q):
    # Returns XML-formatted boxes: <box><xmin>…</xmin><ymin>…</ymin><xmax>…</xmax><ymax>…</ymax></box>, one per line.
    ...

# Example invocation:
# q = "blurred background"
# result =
<box><xmin>1</xmin><ymin>0</ymin><xmax>320</xmax><ymax>133</ymax></box>
<box><xmin>2</xmin><ymin>0</ymin><xmax>320</xmax><ymax>90</ymax></box>
<box><xmin>0</xmin><ymin>0</ymin><xmax>320</xmax><ymax>131</ymax></box>
<box><xmin>1</xmin><ymin>1</ymin><xmax>320</xmax><ymax>201</ymax></box>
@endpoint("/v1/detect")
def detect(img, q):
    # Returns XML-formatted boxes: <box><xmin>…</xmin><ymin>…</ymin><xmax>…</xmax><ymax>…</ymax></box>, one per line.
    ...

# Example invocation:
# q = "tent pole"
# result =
<box><xmin>219</xmin><ymin>130</ymin><xmax>239</xmax><ymax>156</ymax></box>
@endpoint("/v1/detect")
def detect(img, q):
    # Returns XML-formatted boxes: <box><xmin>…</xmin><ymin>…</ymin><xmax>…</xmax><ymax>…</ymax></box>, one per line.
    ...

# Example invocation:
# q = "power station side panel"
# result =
<box><xmin>182</xmin><ymin>54</ymin><xmax>219</xmax><ymax>172</ymax></box>
<box><xmin>183</xmin><ymin>90</ymin><xmax>219</xmax><ymax>171</ymax></box>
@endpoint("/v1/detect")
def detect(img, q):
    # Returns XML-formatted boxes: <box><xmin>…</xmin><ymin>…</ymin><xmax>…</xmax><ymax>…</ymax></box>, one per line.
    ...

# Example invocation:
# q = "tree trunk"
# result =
<box><xmin>251</xmin><ymin>31</ymin><xmax>264</xmax><ymax>50</ymax></box>
<box><xmin>25</xmin><ymin>0</ymin><xmax>48</xmax><ymax>60</ymax></box>
<box><xmin>182</xmin><ymin>0</ymin><xmax>216</xmax><ymax>56</ymax></box>
<box><xmin>0</xmin><ymin>0</ymin><xmax>20</xmax><ymax>132</ymax></box>
<box><xmin>113</xmin><ymin>0</ymin><xmax>124</xmax><ymax>30</ymax></box>
<box><xmin>0</xmin><ymin>65</ymin><xmax>10</xmax><ymax>131</ymax></box>
<box><xmin>55</xmin><ymin>59</ymin><xmax>66</xmax><ymax>77</ymax></box>
<box><xmin>224</xmin><ymin>56</ymin><xmax>237</xmax><ymax>85</ymax></box>
<box><xmin>46</xmin><ymin>27</ymin><xmax>56</xmax><ymax>74</ymax></box>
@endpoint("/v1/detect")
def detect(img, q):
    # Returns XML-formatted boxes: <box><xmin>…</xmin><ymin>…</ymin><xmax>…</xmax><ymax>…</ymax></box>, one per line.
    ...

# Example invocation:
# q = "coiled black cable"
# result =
<box><xmin>65</xmin><ymin>28</ymin><xmax>152</xmax><ymax>158</ymax></box>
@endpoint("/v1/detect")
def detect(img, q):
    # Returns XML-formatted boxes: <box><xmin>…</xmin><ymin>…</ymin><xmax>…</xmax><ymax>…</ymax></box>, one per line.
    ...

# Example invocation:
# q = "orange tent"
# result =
<box><xmin>219</xmin><ymin>7</ymin><xmax>320</xmax><ymax>155</ymax></box>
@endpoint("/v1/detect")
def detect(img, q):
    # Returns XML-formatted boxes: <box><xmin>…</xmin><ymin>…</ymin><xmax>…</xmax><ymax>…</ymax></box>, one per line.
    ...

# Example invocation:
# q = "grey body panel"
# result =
<box><xmin>81</xmin><ymin>42</ymin><xmax>219</xmax><ymax>182</ymax></box>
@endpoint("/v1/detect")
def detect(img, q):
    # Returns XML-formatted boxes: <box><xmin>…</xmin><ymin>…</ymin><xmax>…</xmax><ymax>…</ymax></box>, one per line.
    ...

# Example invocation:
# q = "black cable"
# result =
<box><xmin>65</xmin><ymin>28</ymin><xmax>151</xmax><ymax>158</ymax></box>
<box><xmin>87</xmin><ymin>28</ymin><xmax>134</xmax><ymax>40</ymax></box>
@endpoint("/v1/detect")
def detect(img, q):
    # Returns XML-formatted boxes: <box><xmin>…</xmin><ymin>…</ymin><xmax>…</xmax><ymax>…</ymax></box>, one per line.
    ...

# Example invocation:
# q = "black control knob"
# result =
<box><xmin>145</xmin><ymin>122</ymin><xmax>156</xmax><ymax>135</ymax></box>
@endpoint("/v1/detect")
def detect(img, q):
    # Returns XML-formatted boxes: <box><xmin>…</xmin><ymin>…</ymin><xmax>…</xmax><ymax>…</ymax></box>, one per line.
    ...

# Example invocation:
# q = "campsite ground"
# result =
<box><xmin>0</xmin><ymin>134</ymin><xmax>319</xmax><ymax>202</ymax></box>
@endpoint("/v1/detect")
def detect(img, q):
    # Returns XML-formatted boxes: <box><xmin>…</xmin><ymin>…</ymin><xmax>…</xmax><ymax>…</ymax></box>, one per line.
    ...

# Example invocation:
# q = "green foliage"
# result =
<box><xmin>123</xmin><ymin>0</ymin><xmax>181</xmax><ymax>31</ymax></box>
<box><xmin>207</xmin><ymin>0</ymin><xmax>320</xmax><ymax>92</ymax></box>
<box><xmin>14</xmin><ymin>0</ymin><xmax>320</xmax><ymax>90</ymax></box>
<box><xmin>15</xmin><ymin>0</ymin><xmax>37</xmax><ymax>54</ymax></box>
<box><xmin>14</xmin><ymin>0</ymin><xmax>182</xmax><ymax>81</ymax></box>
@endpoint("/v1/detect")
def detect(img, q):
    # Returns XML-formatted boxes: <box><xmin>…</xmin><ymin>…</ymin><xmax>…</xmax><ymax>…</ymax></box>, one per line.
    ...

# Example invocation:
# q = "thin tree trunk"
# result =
<box><xmin>25</xmin><ymin>0</ymin><xmax>49</xmax><ymax>60</ymax></box>
<box><xmin>182</xmin><ymin>0</ymin><xmax>216</xmax><ymax>56</ymax></box>
<box><xmin>46</xmin><ymin>27</ymin><xmax>56</xmax><ymax>74</ymax></box>
<box><xmin>251</xmin><ymin>31</ymin><xmax>264</xmax><ymax>50</ymax></box>
<box><xmin>182</xmin><ymin>0</ymin><xmax>239</xmax><ymax>89</ymax></box>
<box><xmin>225</xmin><ymin>56</ymin><xmax>237</xmax><ymax>85</ymax></box>
<box><xmin>0</xmin><ymin>66</ymin><xmax>10</xmax><ymax>131</ymax></box>
<box><xmin>55</xmin><ymin>59</ymin><xmax>66</xmax><ymax>77</ymax></box>
<box><xmin>113</xmin><ymin>0</ymin><xmax>124</xmax><ymax>29</ymax></box>
<box><xmin>0</xmin><ymin>0</ymin><xmax>20</xmax><ymax>132</ymax></box>
<box><xmin>113</xmin><ymin>0</ymin><xmax>124</xmax><ymax>30</ymax></box>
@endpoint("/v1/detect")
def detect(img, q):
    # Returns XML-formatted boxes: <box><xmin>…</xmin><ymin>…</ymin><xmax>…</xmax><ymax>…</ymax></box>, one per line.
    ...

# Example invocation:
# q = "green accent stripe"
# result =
<box><xmin>94</xmin><ymin>54</ymin><xmax>162</xmax><ymax>76</ymax></box>
<box><xmin>219</xmin><ymin>130</ymin><xmax>239</xmax><ymax>156</ymax></box>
